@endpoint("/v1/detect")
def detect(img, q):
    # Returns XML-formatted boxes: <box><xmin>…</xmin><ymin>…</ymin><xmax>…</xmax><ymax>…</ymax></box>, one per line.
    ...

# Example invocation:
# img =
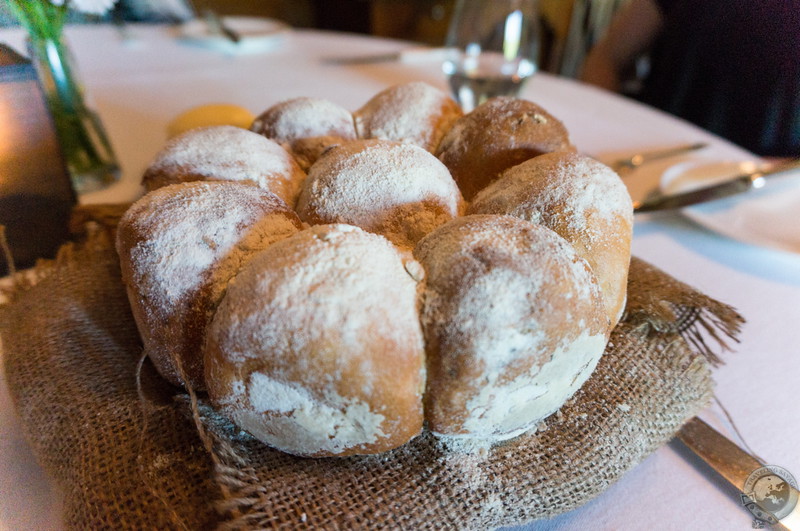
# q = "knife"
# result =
<box><xmin>676</xmin><ymin>417</ymin><xmax>799</xmax><ymax>530</ymax></box>
<box><xmin>322</xmin><ymin>46</ymin><xmax>452</xmax><ymax>65</ymax></box>
<box><xmin>611</xmin><ymin>142</ymin><xmax>708</xmax><ymax>172</ymax></box>
<box><xmin>633</xmin><ymin>158</ymin><xmax>800</xmax><ymax>213</ymax></box>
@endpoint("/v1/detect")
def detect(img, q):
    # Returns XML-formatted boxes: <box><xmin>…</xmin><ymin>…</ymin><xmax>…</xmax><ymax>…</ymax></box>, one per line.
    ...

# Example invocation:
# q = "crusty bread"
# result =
<box><xmin>354</xmin><ymin>81</ymin><xmax>463</xmax><ymax>153</ymax></box>
<box><xmin>141</xmin><ymin>125</ymin><xmax>307</xmax><ymax>207</ymax></box>
<box><xmin>119</xmin><ymin>86</ymin><xmax>634</xmax><ymax>456</ymax></box>
<box><xmin>204</xmin><ymin>224</ymin><xmax>426</xmax><ymax>457</ymax></box>
<box><xmin>469</xmin><ymin>152</ymin><xmax>633</xmax><ymax>328</ymax></box>
<box><xmin>413</xmin><ymin>215</ymin><xmax>609</xmax><ymax>439</ymax></box>
<box><xmin>436</xmin><ymin>97</ymin><xmax>574</xmax><ymax>200</ymax></box>
<box><xmin>116</xmin><ymin>181</ymin><xmax>302</xmax><ymax>389</ymax></box>
<box><xmin>251</xmin><ymin>97</ymin><xmax>357</xmax><ymax>143</ymax></box>
<box><xmin>251</xmin><ymin>97</ymin><xmax>357</xmax><ymax>171</ymax></box>
<box><xmin>296</xmin><ymin>139</ymin><xmax>464</xmax><ymax>248</ymax></box>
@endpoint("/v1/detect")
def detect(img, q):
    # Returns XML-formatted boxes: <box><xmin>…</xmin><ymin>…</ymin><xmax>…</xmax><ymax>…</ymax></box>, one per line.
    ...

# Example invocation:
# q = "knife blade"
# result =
<box><xmin>633</xmin><ymin>158</ymin><xmax>800</xmax><ymax>213</ymax></box>
<box><xmin>321</xmin><ymin>47</ymin><xmax>451</xmax><ymax>65</ymax></box>
<box><xmin>611</xmin><ymin>142</ymin><xmax>708</xmax><ymax>172</ymax></box>
<box><xmin>676</xmin><ymin>417</ymin><xmax>799</xmax><ymax>530</ymax></box>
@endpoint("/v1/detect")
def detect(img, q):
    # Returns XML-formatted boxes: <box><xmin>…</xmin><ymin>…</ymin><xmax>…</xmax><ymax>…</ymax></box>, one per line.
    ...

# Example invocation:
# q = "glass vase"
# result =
<box><xmin>7</xmin><ymin>0</ymin><xmax>120</xmax><ymax>194</ymax></box>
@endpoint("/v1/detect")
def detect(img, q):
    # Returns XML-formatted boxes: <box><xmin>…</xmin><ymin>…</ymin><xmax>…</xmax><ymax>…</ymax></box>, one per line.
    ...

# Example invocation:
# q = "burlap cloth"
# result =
<box><xmin>0</xmin><ymin>228</ymin><xmax>743</xmax><ymax>530</ymax></box>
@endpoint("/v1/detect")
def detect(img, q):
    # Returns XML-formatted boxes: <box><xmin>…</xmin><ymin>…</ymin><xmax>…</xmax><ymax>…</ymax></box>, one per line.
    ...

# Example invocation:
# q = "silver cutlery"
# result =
<box><xmin>321</xmin><ymin>47</ymin><xmax>451</xmax><ymax>65</ymax></box>
<box><xmin>633</xmin><ymin>158</ymin><xmax>800</xmax><ymax>213</ymax></box>
<box><xmin>677</xmin><ymin>416</ymin><xmax>798</xmax><ymax>530</ymax></box>
<box><xmin>611</xmin><ymin>142</ymin><xmax>708</xmax><ymax>172</ymax></box>
<box><xmin>203</xmin><ymin>9</ymin><xmax>240</xmax><ymax>44</ymax></box>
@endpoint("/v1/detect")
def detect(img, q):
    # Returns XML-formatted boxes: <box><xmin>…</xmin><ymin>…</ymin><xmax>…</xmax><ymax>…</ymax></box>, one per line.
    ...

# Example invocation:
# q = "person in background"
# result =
<box><xmin>580</xmin><ymin>0</ymin><xmax>800</xmax><ymax>158</ymax></box>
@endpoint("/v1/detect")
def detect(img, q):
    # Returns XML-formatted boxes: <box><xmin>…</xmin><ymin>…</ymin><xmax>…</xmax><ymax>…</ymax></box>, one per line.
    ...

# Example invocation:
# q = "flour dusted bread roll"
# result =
<box><xmin>436</xmin><ymin>97</ymin><xmax>574</xmax><ymax>200</ymax></box>
<box><xmin>205</xmin><ymin>224</ymin><xmax>426</xmax><ymax>457</ymax></box>
<box><xmin>250</xmin><ymin>97</ymin><xmax>357</xmax><ymax>171</ymax></box>
<box><xmin>354</xmin><ymin>81</ymin><xmax>463</xmax><ymax>152</ymax></box>
<box><xmin>141</xmin><ymin>125</ymin><xmax>307</xmax><ymax>207</ymax></box>
<box><xmin>413</xmin><ymin>215</ymin><xmax>608</xmax><ymax>439</ymax></box>
<box><xmin>121</xmin><ymin>86</ymin><xmax>634</xmax><ymax>457</ymax></box>
<box><xmin>296</xmin><ymin>139</ymin><xmax>464</xmax><ymax>248</ymax></box>
<box><xmin>251</xmin><ymin>97</ymin><xmax>357</xmax><ymax>142</ymax></box>
<box><xmin>116</xmin><ymin>181</ymin><xmax>302</xmax><ymax>389</ymax></box>
<box><xmin>469</xmin><ymin>152</ymin><xmax>633</xmax><ymax>328</ymax></box>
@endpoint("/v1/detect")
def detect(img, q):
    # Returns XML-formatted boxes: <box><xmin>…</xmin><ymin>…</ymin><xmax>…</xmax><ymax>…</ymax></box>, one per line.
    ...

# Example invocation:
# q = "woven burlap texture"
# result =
<box><xmin>0</xmin><ymin>235</ymin><xmax>743</xmax><ymax>530</ymax></box>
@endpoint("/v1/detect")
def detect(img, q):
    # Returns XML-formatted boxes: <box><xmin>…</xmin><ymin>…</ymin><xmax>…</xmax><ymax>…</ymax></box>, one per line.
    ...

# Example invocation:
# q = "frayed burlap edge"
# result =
<box><xmin>0</xmin><ymin>235</ymin><xmax>744</xmax><ymax>530</ymax></box>
<box><xmin>624</xmin><ymin>259</ymin><xmax>744</xmax><ymax>366</ymax></box>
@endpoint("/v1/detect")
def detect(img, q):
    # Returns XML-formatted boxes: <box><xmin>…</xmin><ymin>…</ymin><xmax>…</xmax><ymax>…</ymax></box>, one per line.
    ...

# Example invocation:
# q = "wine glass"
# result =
<box><xmin>442</xmin><ymin>0</ymin><xmax>540</xmax><ymax>112</ymax></box>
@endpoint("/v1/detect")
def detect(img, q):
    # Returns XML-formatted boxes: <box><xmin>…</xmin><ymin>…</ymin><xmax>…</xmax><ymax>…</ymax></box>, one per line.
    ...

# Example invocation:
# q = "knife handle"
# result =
<box><xmin>677</xmin><ymin>417</ymin><xmax>799</xmax><ymax>530</ymax></box>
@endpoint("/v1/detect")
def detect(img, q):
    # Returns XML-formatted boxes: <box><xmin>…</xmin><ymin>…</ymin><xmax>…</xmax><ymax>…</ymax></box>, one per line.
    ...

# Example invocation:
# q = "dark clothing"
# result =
<box><xmin>638</xmin><ymin>0</ymin><xmax>800</xmax><ymax>156</ymax></box>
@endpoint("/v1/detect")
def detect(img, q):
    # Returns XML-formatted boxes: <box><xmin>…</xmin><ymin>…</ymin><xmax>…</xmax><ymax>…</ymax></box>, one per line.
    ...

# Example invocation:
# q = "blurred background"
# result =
<box><xmin>0</xmin><ymin>0</ymin><xmax>629</xmax><ymax>78</ymax></box>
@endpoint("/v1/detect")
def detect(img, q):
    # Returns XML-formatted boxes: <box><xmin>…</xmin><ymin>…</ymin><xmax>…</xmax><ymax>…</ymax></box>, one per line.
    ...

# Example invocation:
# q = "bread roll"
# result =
<box><xmin>120</xmin><ymin>84</ymin><xmax>635</xmax><ymax>456</ymax></box>
<box><xmin>141</xmin><ymin>125</ymin><xmax>307</xmax><ymax>207</ymax></box>
<box><xmin>436</xmin><ymin>97</ymin><xmax>574</xmax><ymax>200</ymax></box>
<box><xmin>469</xmin><ymin>152</ymin><xmax>633</xmax><ymax>328</ymax></box>
<box><xmin>296</xmin><ymin>139</ymin><xmax>464</xmax><ymax>248</ymax></box>
<box><xmin>116</xmin><ymin>181</ymin><xmax>302</xmax><ymax>389</ymax></box>
<box><xmin>354</xmin><ymin>81</ymin><xmax>463</xmax><ymax>153</ymax></box>
<box><xmin>250</xmin><ymin>97</ymin><xmax>357</xmax><ymax>170</ymax></box>
<box><xmin>413</xmin><ymin>215</ymin><xmax>608</xmax><ymax>439</ymax></box>
<box><xmin>205</xmin><ymin>224</ymin><xmax>426</xmax><ymax>457</ymax></box>
<box><xmin>251</xmin><ymin>97</ymin><xmax>357</xmax><ymax>142</ymax></box>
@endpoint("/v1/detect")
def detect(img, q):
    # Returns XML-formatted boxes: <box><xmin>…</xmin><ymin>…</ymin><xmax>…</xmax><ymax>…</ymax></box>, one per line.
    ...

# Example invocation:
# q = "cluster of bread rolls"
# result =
<box><xmin>117</xmin><ymin>82</ymin><xmax>633</xmax><ymax>458</ymax></box>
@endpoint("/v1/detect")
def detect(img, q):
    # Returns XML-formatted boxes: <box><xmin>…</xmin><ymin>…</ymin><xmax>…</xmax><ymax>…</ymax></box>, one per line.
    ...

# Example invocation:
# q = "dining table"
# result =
<box><xmin>1</xmin><ymin>20</ymin><xmax>799</xmax><ymax>531</ymax></box>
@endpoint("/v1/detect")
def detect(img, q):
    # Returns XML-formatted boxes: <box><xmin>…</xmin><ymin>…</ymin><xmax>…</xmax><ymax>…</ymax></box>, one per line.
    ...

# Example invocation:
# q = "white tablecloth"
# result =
<box><xmin>1</xmin><ymin>23</ymin><xmax>798</xmax><ymax>531</ymax></box>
